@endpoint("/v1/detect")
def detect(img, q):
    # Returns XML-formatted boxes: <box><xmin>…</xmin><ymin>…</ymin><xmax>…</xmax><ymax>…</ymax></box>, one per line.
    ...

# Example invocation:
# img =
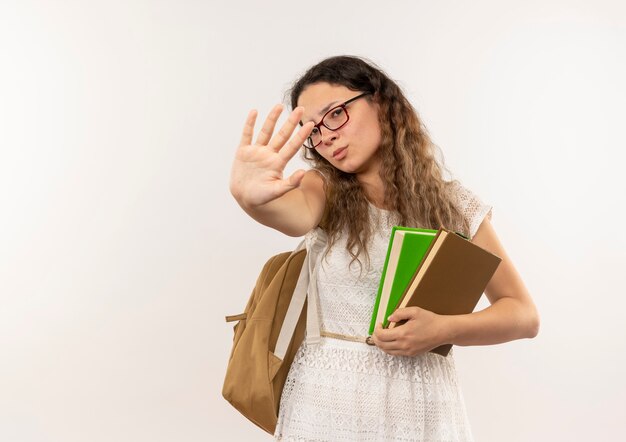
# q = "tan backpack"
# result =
<box><xmin>222</xmin><ymin>230</ymin><xmax>326</xmax><ymax>434</ymax></box>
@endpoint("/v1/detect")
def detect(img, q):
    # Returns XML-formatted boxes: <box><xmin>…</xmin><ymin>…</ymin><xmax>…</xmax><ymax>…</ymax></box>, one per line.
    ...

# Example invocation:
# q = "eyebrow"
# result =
<box><xmin>302</xmin><ymin>100</ymin><xmax>341</xmax><ymax>124</ymax></box>
<box><xmin>319</xmin><ymin>100</ymin><xmax>340</xmax><ymax>116</ymax></box>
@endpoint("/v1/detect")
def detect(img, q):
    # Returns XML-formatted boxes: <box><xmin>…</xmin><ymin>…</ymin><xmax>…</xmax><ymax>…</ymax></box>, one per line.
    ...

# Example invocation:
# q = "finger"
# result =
<box><xmin>270</xmin><ymin>169</ymin><xmax>306</xmax><ymax>199</ymax></box>
<box><xmin>286</xmin><ymin>169</ymin><xmax>306</xmax><ymax>188</ymax></box>
<box><xmin>373</xmin><ymin>323</ymin><xmax>399</xmax><ymax>343</ymax></box>
<box><xmin>387</xmin><ymin>307</ymin><xmax>415</xmax><ymax>323</ymax></box>
<box><xmin>255</xmin><ymin>104</ymin><xmax>283</xmax><ymax>146</ymax></box>
<box><xmin>375</xmin><ymin>337</ymin><xmax>406</xmax><ymax>353</ymax></box>
<box><xmin>239</xmin><ymin>109</ymin><xmax>258</xmax><ymax>147</ymax></box>
<box><xmin>277</xmin><ymin>121</ymin><xmax>314</xmax><ymax>163</ymax></box>
<box><xmin>381</xmin><ymin>343</ymin><xmax>407</xmax><ymax>354</ymax></box>
<box><xmin>269</xmin><ymin>106</ymin><xmax>305</xmax><ymax>151</ymax></box>
<box><xmin>375</xmin><ymin>330</ymin><xmax>399</xmax><ymax>343</ymax></box>
<box><xmin>383</xmin><ymin>348</ymin><xmax>410</xmax><ymax>356</ymax></box>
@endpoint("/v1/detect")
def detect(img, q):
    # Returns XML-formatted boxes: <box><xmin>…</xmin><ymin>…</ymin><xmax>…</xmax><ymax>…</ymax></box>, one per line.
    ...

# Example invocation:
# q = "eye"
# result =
<box><xmin>310</xmin><ymin>127</ymin><xmax>320</xmax><ymax>135</ymax></box>
<box><xmin>331</xmin><ymin>107</ymin><xmax>345</xmax><ymax>118</ymax></box>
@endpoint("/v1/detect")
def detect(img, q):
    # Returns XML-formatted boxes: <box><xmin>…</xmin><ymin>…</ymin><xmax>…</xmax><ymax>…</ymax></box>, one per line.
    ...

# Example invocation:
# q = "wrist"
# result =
<box><xmin>442</xmin><ymin>314</ymin><xmax>461</xmax><ymax>346</ymax></box>
<box><xmin>231</xmin><ymin>187</ymin><xmax>257</xmax><ymax>211</ymax></box>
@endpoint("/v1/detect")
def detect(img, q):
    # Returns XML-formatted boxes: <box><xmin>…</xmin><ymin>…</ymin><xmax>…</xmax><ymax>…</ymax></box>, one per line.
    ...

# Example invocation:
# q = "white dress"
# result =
<box><xmin>274</xmin><ymin>184</ymin><xmax>493</xmax><ymax>442</ymax></box>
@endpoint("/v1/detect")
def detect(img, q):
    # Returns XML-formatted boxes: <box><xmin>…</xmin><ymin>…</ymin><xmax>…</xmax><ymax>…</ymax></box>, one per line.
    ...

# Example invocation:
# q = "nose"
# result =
<box><xmin>321</xmin><ymin>127</ymin><xmax>339</xmax><ymax>146</ymax></box>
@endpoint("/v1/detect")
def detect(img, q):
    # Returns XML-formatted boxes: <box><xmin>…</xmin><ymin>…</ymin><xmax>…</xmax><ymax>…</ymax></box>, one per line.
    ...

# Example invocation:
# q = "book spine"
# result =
<box><xmin>368</xmin><ymin>226</ymin><xmax>399</xmax><ymax>335</ymax></box>
<box><xmin>386</xmin><ymin>228</ymin><xmax>446</xmax><ymax>329</ymax></box>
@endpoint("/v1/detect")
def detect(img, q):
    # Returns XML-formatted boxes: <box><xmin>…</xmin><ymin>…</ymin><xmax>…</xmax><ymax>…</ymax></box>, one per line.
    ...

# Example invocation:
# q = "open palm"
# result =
<box><xmin>230</xmin><ymin>105</ymin><xmax>314</xmax><ymax>207</ymax></box>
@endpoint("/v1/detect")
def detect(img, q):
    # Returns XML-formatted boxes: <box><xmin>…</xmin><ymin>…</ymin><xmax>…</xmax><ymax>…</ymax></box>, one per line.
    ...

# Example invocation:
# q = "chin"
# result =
<box><xmin>333</xmin><ymin>164</ymin><xmax>359</xmax><ymax>174</ymax></box>
<box><xmin>328</xmin><ymin>157</ymin><xmax>358</xmax><ymax>172</ymax></box>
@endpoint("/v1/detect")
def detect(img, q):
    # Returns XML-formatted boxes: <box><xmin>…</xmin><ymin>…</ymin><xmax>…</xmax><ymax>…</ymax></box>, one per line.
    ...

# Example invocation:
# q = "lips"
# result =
<box><xmin>332</xmin><ymin>147</ymin><xmax>347</xmax><ymax>159</ymax></box>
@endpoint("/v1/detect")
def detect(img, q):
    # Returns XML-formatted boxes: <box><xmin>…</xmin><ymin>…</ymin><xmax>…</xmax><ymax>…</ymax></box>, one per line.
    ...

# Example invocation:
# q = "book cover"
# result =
<box><xmin>369</xmin><ymin>226</ymin><xmax>437</xmax><ymax>335</ymax></box>
<box><xmin>388</xmin><ymin>228</ymin><xmax>502</xmax><ymax>357</ymax></box>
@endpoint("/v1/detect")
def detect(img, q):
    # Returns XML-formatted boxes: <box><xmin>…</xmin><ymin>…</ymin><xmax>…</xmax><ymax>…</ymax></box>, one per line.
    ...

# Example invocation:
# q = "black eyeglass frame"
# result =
<box><xmin>302</xmin><ymin>92</ymin><xmax>372</xmax><ymax>150</ymax></box>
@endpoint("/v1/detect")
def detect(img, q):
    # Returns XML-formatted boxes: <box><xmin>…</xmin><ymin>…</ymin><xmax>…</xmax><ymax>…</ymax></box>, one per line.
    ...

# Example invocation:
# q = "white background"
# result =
<box><xmin>1</xmin><ymin>0</ymin><xmax>625</xmax><ymax>441</ymax></box>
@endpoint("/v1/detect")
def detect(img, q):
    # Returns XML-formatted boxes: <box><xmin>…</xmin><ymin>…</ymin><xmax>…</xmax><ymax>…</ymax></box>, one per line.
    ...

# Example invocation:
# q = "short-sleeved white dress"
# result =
<box><xmin>274</xmin><ymin>183</ymin><xmax>493</xmax><ymax>442</ymax></box>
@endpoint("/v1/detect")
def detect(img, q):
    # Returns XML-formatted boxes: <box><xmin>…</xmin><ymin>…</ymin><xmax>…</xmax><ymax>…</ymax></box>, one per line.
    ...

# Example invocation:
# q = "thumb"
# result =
<box><xmin>285</xmin><ymin>169</ymin><xmax>306</xmax><ymax>188</ymax></box>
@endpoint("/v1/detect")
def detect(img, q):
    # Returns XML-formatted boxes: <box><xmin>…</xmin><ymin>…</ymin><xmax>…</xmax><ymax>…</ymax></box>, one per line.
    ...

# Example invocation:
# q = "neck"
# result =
<box><xmin>356</xmin><ymin>170</ymin><xmax>386</xmax><ymax>210</ymax></box>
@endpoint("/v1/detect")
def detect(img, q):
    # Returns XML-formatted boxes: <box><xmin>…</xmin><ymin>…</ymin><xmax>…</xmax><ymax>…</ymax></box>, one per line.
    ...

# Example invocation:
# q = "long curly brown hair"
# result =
<box><xmin>288</xmin><ymin>55</ymin><xmax>470</xmax><ymax>265</ymax></box>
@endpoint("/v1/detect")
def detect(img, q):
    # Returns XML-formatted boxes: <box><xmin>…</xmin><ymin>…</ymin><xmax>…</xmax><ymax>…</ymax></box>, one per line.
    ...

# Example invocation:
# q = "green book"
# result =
<box><xmin>369</xmin><ymin>226</ymin><xmax>438</xmax><ymax>335</ymax></box>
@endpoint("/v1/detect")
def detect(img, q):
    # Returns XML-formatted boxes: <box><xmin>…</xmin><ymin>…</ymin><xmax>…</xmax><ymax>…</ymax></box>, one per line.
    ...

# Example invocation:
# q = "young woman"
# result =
<box><xmin>229</xmin><ymin>55</ymin><xmax>540</xmax><ymax>441</ymax></box>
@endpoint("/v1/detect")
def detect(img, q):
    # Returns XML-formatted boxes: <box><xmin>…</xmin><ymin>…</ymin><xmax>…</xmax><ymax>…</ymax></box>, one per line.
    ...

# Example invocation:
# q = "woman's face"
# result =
<box><xmin>297</xmin><ymin>82</ymin><xmax>382</xmax><ymax>176</ymax></box>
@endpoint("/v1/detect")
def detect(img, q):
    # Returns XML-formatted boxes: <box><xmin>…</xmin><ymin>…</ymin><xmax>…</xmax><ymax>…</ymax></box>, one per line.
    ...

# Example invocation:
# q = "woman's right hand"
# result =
<box><xmin>229</xmin><ymin>104</ymin><xmax>315</xmax><ymax>208</ymax></box>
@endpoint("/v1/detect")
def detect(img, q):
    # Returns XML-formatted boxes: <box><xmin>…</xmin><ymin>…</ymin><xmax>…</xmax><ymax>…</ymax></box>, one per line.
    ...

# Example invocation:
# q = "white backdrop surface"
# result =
<box><xmin>1</xmin><ymin>1</ymin><xmax>625</xmax><ymax>441</ymax></box>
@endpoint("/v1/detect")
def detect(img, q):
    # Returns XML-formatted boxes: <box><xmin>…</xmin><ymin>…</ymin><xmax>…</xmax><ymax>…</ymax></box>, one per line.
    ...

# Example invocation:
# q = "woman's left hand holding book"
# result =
<box><xmin>371</xmin><ymin>307</ymin><xmax>452</xmax><ymax>356</ymax></box>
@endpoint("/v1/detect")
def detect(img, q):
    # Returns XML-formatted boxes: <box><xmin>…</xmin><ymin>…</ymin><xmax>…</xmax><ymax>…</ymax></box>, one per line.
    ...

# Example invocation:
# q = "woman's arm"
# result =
<box><xmin>229</xmin><ymin>105</ymin><xmax>325</xmax><ymax>236</ymax></box>
<box><xmin>444</xmin><ymin>217</ymin><xmax>540</xmax><ymax>346</ymax></box>
<box><xmin>372</xmin><ymin>217</ymin><xmax>540</xmax><ymax>356</ymax></box>
<box><xmin>233</xmin><ymin>169</ymin><xmax>326</xmax><ymax>237</ymax></box>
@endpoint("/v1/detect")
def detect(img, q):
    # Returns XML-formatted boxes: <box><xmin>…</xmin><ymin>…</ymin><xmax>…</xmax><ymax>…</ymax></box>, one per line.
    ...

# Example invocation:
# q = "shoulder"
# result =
<box><xmin>303</xmin><ymin>169</ymin><xmax>327</xmax><ymax>185</ymax></box>
<box><xmin>299</xmin><ymin>169</ymin><xmax>327</xmax><ymax>226</ymax></box>
<box><xmin>447</xmin><ymin>180</ymin><xmax>481</xmax><ymax>205</ymax></box>
<box><xmin>446</xmin><ymin>180</ymin><xmax>493</xmax><ymax>240</ymax></box>
<box><xmin>300</xmin><ymin>169</ymin><xmax>326</xmax><ymax>197</ymax></box>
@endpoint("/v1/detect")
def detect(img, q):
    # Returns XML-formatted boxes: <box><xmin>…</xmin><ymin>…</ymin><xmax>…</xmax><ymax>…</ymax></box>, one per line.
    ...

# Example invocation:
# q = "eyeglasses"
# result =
<box><xmin>303</xmin><ymin>92</ymin><xmax>371</xmax><ymax>149</ymax></box>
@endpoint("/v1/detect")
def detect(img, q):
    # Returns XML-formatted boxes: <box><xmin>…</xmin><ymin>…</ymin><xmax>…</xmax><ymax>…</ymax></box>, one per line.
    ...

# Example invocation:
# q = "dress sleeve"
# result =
<box><xmin>449</xmin><ymin>181</ymin><xmax>493</xmax><ymax>241</ymax></box>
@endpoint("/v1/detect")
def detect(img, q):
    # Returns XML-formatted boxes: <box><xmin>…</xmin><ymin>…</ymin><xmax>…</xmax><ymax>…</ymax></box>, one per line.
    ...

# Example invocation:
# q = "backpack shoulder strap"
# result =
<box><xmin>274</xmin><ymin>229</ymin><xmax>327</xmax><ymax>360</ymax></box>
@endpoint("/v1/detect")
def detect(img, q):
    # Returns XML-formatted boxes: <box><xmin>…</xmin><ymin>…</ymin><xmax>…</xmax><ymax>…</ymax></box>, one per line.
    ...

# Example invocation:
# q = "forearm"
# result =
<box><xmin>235</xmin><ymin>195</ymin><xmax>301</xmax><ymax>236</ymax></box>
<box><xmin>230</xmin><ymin>168</ymin><xmax>325</xmax><ymax>237</ymax></box>
<box><xmin>444</xmin><ymin>297</ymin><xmax>540</xmax><ymax>347</ymax></box>
<box><xmin>234</xmin><ymin>188</ymin><xmax>316</xmax><ymax>237</ymax></box>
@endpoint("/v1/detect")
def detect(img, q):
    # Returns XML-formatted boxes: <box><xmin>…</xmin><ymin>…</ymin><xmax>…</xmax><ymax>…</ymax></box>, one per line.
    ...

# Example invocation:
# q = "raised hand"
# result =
<box><xmin>229</xmin><ymin>104</ymin><xmax>314</xmax><ymax>208</ymax></box>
